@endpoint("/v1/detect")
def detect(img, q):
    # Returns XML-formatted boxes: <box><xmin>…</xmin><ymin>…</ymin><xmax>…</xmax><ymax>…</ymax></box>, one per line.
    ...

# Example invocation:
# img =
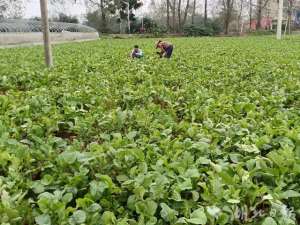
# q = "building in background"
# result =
<box><xmin>250</xmin><ymin>0</ymin><xmax>300</xmax><ymax>30</ymax></box>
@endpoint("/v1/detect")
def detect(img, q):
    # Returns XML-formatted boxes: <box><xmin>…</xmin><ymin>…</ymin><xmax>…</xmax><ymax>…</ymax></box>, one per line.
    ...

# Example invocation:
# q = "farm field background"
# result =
<box><xmin>0</xmin><ymin>36</ymin><xmax>300</xmax><ymax>225</ymax></box>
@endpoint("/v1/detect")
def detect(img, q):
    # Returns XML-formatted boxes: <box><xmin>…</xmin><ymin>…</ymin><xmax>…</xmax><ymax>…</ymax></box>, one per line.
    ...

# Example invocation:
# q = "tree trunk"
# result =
<box><xmin>172</xmin><ymin>0</ymin><xmax>176</xmax><ymax>32</ymax></box>
<box><xmin>167</xmin><ymin>0</ymin><xmax>170</xmax><ymax>30</ymax></box>
<box><xmin>192</xmin><ymin>0</ymin><xmax>196</xmax><ymax>24</ymax></box>
<box><xmin>223</xmin><ymin>0</ymin><xmax>233</xmax><ymax>34</ymax></box>
<box><xmin>256</xmin><ymin>0</ymin><xmax>271</xmax><ymax>29</ymax></box>
<box><xmin>204</xmin><ymin>0</ymin><xmax>207</xmax><ymax>24</ymax></box>
<box><xmin>277</xmin><ymin>0</ymin><xmax>283</xmax><ymax>39</ymax></box>
<box><xmin>241</xmin><ymin>21</ymin><xmax>244</xmax><ymax>33</ymax></box>
<box><xmin>288</xmin><ymin>14</ymin><xmax>291</xmax><ymax>34</ymax></box>
<box><xmin>237</xmin><ymin>0</ymin><xmax>244</xmax><ymax>32</ymax></box>
<box><xmin>256</xmin><ymin>0</ymin><xmax>262</xmax><ymax>29</ymax></box>
<box><xmin>182</xmin><ymin>0</ymin><xmax>190</xmax><ymax>27</ymax></box>
<box><xmin>284</xmin><ymin>15</ymin><xmax>288</xmax><ymax>35</ymax></box>
<box><xmin>249</xmin><ymin>0</ymin><xmax>252</xmax><ymax>30</ymax></box>
<box><xmin>178</xmin><ymin>0</ymin><xmax>182</xmax><ymax>31</ymax></box>
<box><xmin>224</xmin><ymin>17</ymin><xmax>230</xmax><ymax>34</ymax></box>
<box><xmin>100</xmin><ymin>0</ymin><xmax>107</xmax><ymax>32</ymax></box>
<box><xmin>288</xmin><ymin>0</ymin><xmax>293</xmax><ymax>34</ymax></box>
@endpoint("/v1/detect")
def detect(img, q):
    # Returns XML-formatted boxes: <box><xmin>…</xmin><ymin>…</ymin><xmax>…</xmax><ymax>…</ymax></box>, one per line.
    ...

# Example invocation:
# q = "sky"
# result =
<box><xmin>24</xmin><ymin>0</ymin><xmax>86</xmax><ymax>18</ymax></box>
<box><xmin>24</xmin><ymin>0</ymin><xmax>151</xmax><ymax>19</ymax></box>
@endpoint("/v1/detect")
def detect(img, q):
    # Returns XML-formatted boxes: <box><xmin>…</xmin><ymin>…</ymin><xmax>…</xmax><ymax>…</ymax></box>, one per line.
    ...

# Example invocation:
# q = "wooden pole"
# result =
<box><xmin>40</xmin><ymin>0</ymin><xmax>53</xmax><ymax>67</ymax></box>
<box><xmin>277</xmin><ymin>0</ymin><xmax>283</xmax><ymax>39</ymax></box>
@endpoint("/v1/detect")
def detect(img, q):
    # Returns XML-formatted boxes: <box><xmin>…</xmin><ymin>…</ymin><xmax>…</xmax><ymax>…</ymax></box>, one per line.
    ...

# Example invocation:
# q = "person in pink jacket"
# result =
<box><xmin>156</xmin><ymin>40</ymin><xmax>174</xmax><ymax>58</ymax></box>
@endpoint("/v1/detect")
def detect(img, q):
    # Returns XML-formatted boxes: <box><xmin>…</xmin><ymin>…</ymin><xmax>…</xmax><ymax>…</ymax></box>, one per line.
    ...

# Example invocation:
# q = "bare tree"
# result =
<box><xmin>148</xmin><ymin>0</ymin><xmax>173</xmax><ymax>29</ymax></box>
<box><xmin>237</xmin><ymin>0</ymin><xmax>244</xmax><ymax>32</ymax></box>
<box><xmin>0</xmin><ymin>0</ymin><xmax>24</xmax><ymax>18</ymax></box>
<box><xmin>167</xmin><ymin>0</ymin><xmax>170</xmax><ymax>29</ymax></box>
<box><xmin>249</xmin><ymin>0</ymin><xmax>252</xmax><ymax>30</ymax></box>
<box><xmin>151</xmin><ymin>0</ymin><xmax>192</xmax><ymax>32</ymax></box>
<box><xmin>85</xmin><ymin>0</ymin><xmax>109</xmax><ymax>32</ymax></box>
<box><xmin>177</xmin><ymin>0</ymin><xmax>182</xmax><ymax>30</ymax></box>
<box><xmin>100</xmin><ymin>0</ymin><xmax>107</xmax><ymax>31</ymax></box>
<box><xmin>169</xmin><ymin>0</ymin><xmax>190</xmax><ymax>32</ymax></box>
<box><xmin>191</xmin><ymin>0</ymin><xmax>196</xmax><ymax>24</ymax></box>
<box><xmin>222</xmin><ymin>0</ymin><xmax>235</xmax><ymax>34</ymax></box>
<box><xmin>182</xmin><ymin>0</ymin><xmax>190</xmax><ymax>25</ymax></box>
<box><xmin>171</xmin><ymin>0</ymin><xmax>176</xmax><ymax>31</ymax></box>
<box><xmin>255</xmin><ymin>0</ymin><xmax>270</xmax><ymax>29</ymax></box>
<box><xmin>204</xmin><ymin>0</ymin><xmax>207</xmax><ymax>23</ymax></box>
<box><xmin>287</xmin><ymin>0</ymin><xmax>294</xmax><ymax>34</ymax></box>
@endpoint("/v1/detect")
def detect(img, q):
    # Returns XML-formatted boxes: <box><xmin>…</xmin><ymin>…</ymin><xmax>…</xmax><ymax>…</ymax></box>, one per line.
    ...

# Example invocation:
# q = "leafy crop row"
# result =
<box><xmin>0</xmin><ymin>37</ymin><xmax>300</xmax><ymax>225</ymax></box>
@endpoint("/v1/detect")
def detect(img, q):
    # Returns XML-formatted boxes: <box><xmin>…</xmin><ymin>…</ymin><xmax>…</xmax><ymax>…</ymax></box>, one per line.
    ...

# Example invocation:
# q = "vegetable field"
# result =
<box><xmin>1</xmin><ymin>37</ymin><xmax>300</xmax><ymax>225</ymax></box>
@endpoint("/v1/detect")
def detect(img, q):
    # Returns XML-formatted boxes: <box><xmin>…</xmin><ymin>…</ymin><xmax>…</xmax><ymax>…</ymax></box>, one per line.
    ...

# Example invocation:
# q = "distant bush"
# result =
<box><xmin>151</xmin><ymin>25</ymin><xmax>168</xmax><ymax>37</ymax></box>
<box><xmin>184</xmin><ymin>20</ymin><xmax>222</xmax><ymax>36</ymax></box>
<box><xmin>248</xmin><ymin>30</ymin><xmax>275</xmax><ymax>36</ymax></box>
<box><xmin>52</xmin><ymin>13</ymin><xmax>79</xmax><ymax>24</ymax></box>
<box><xmin>131</xmin><ymin>17</ymin><xmax>167</xmax><ymax>36</ymax></box>
<box><xmin>184</xmin><ymin>25</ymin><xmax>213</xmax><ymax>36</ymax></box>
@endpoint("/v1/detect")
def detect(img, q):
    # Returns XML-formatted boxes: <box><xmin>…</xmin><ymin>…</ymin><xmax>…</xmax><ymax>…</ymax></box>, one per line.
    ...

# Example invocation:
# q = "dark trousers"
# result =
<box><xmin>165</xmin><ymin>45</ymin><xmax>173</xmax><ymax>58</ymax></box>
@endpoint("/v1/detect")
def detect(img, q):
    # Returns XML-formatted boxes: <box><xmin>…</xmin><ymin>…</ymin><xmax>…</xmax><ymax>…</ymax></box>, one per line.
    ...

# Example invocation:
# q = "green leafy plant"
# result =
<box><xmin>0</xmin><ymin>36</ymin><xmax>300</xmax><ymax>224</ymax></box>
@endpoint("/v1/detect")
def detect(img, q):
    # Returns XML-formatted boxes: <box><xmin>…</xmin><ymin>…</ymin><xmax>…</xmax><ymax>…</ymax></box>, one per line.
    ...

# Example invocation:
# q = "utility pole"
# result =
<box><xmin>277</xmin><ymin>0</ymin><xmax>283</xmax><ymax>39</ymax></box>
<box><xmin>40</xmin><ymin>0</ymin><xmax>53</xmax><ymax>67</ymax></box>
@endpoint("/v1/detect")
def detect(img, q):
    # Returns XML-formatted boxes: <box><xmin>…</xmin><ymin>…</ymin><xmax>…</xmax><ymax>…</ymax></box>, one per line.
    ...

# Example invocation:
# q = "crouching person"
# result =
<box><xmin>131</xmin><ymin>45</ymin><xmax>144</xmax><ymax>59</ymax></box>
<box><xmin>156</xmin><ymin>40</ymin><xmax>174</xmax><ymax>58</ymax></box>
